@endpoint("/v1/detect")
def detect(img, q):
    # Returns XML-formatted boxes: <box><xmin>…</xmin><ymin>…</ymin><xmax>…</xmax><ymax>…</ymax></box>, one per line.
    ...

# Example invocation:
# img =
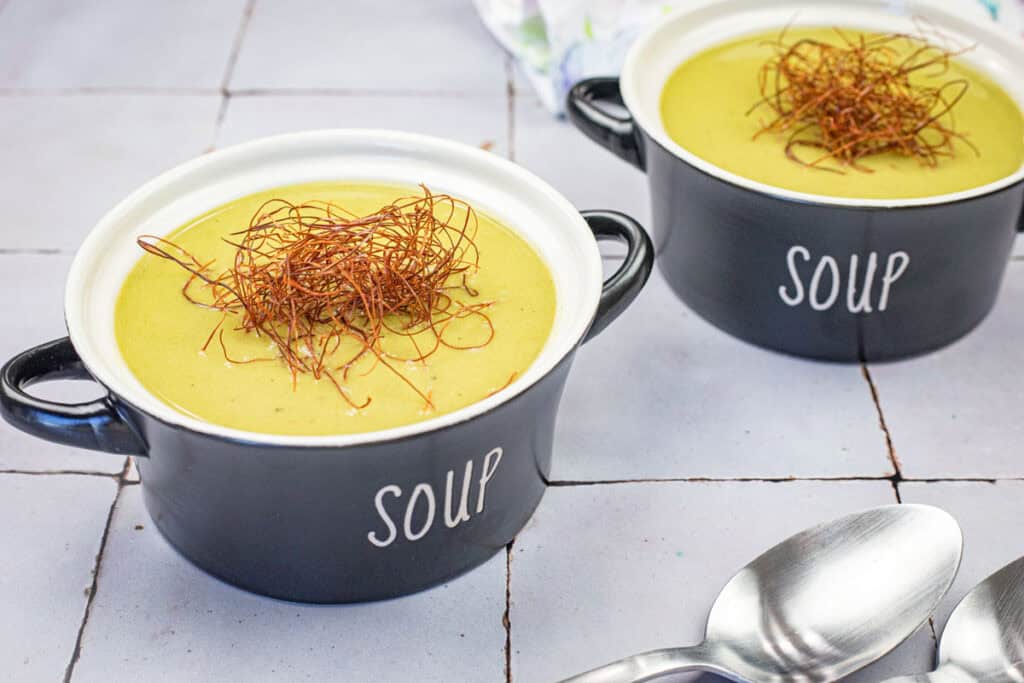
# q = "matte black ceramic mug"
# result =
<box><xmin>0</xmin><ymin>130</ymin><xmax>653</xmax><ymax>603</ymax></box>
<box><xmin>568</xmin><ymin>0</ymin><xmax>1024</xmax><ymax>361</ymax></box>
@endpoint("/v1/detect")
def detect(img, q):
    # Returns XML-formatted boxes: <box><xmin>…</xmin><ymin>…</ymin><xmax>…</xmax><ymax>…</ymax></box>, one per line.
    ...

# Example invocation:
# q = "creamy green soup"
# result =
<box><xmin>660</xmin><ymin>27</ymin><xmax>1024</xmax><ymax>199</ymax></box>
<box><xmin>116</xmin><ymin>182</ymin><xmax>557</xmax><ymax>436</ymax></box>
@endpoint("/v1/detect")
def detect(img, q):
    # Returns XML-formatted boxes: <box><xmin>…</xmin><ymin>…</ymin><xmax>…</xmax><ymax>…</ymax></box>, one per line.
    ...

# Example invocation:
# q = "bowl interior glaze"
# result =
<box><xmin>65</xmin><ymin>130</ymin><xmax>603</xmax><ymax>447</ymax></box>
<box><xmin>621</xmin><ymin>0</ymin><xmax>1024</xmax><ymax>208</ymax></box>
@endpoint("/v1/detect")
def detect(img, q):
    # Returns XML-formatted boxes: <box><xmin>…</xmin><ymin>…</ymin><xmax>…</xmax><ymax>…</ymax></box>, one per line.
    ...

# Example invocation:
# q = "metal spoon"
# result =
<box><xmin>880</xmin><ymin>555</ymin><xmax>1024</xmax><ymax>683</ymax></box>
<box><xmin>561</xmin><ymin>504</ymin><xmax>962</xmax><ymax>683</ymax></box>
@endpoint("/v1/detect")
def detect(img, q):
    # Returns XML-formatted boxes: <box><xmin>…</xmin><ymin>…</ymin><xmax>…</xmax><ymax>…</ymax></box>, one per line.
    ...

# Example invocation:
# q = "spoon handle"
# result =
<box><xmin>558</xmin><ymin>643</ymin><xmax>737</xmax><ymax>683</ymax></box>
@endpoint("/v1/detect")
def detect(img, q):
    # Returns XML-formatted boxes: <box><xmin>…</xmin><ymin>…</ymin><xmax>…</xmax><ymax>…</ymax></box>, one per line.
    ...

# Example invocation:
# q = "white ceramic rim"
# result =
<box><xmin>64</xmin><ymin>130</ymin><xmax>604</xmax><ymax>447</ymax></box>
<box><xmin>620</xmin><ymin>0</ymin><xmax>1024</xmax><ymax>208</ymax></box>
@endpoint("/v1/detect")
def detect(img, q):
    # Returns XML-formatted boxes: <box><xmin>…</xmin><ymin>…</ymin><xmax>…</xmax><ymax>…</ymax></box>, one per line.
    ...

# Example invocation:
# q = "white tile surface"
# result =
<box><xmin>1</xmin><ymin>5</ymin><xmax>1021</xmax><ymax>682</ymax></box>
<box><xmin>900</xmin><ymin>481</ymin><xmax>1024</xmax><ymax>637</ymax></box>
<box><xmin>231</xmin><ymin>0</ymin><xmax>505</xmax><ymax>95</ymax></box>
<box><xmin>0</xmin><ymin>0</ymin><xmax>248</xmax><ymax>89</ymax></box>
<box><xmin>551</xmin><ymin>269</ymin><xmax>893</xmax><ymax>480</ymax></box>
<box><xmin>72</xmin><ymin>485</ymin><xmax>507</xmax><ymax>683</ymax></box>
<box><xmin>219</xmin><ymin>93</ymin><xmax>508</xmax><ymax>156</ymax></box>
<box><xmin>0</xmin><ymin>94</ymin><xmax>221</xmax><ymax>251</ymax></box>
<box><xmin>1014</xmin><ymin>234</ymin><xmax>1023</xmax><ymax>258</ymax></box>
<box><xmin>0</xmin><ymin>254</ymin><xmax>124</xmax><ymax>474</ymax></box>
<box><xmin>0</xmin><ymin>474</ymin><xmax>117</xmax><ymax>681</ymax></box>
<box><xmin>869</xmin><ymin>262</ymin><xmax>1024</xmax><ymax>478</ymax></box>
<box><xmin>514</xmin><ymin>94</ymin><xmax>651</xmax><ymax>230</ymax></box>
<box><xmin>509</xmin><ymin>480</ymin><xmax>916</xmax><ymax>682</ymax></box>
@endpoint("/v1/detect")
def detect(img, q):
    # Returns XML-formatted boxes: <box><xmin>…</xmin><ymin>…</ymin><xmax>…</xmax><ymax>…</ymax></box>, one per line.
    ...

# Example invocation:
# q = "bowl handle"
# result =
<box><xmin>581</xmin><ymin>211</ymin><xmax>654</xmax><ymax>343</ymax></box>
<box><xmin>566</xmin><ymin>77</ymin><xmax>646</xmax><ymax>171</ymax></box>
<box><xmin>1</xmin><ymin>338</ymin><xmax>147</xmax><ymax>456</ymax></box>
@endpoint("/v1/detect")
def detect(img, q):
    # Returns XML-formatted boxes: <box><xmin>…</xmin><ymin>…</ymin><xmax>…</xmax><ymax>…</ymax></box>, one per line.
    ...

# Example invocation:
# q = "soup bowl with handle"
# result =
<box><xmin>0</xmin><ymin>129</ymin><xmax>653</xmax><ymax>603</ymax></box>
<box><xmin>567</xmin><ymin>0</ymin><xmax>1024</xmax><ymax>361</ymax></box>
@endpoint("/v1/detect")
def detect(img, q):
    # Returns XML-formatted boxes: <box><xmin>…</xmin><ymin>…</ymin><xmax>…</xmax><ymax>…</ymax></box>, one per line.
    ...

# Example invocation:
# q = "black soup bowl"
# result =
<box><xmin>568</xmin><ymin>0</ymin><xmax>1024</xmax><ymax>362</ymax></box>
<box><xmin>0</xmin><ymin>130</ymin><xmax>653</xmax><ymax>603</ymax></box>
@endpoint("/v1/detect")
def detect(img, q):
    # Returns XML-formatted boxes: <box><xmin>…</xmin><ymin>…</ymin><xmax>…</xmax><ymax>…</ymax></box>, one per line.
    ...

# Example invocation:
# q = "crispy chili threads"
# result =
<box><xmin>137</xmin><ymin>186</ymin><xmax>494</xmax><ymax>411</ymax></box>
<box><xmin>748</xmin><ymin>28</ymin><xmax>977</xmax><ymax>172</ymax></box>
<box><xmin>485</xmin><ymin>372</ymin><xmax>517</xmax><ymax>399</ymax></box>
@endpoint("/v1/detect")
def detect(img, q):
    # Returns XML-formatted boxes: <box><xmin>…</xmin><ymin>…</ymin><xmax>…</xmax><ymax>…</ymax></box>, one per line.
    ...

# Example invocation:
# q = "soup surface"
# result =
<box><xmin>660</xmin><ymin>27</ymin><xmax>1024</xmax><ymax>199</ymax></box>
<box><xmin>116</xmin><ymin>182</ymin><xmax>557</xmax><ymax>435</ymax></box>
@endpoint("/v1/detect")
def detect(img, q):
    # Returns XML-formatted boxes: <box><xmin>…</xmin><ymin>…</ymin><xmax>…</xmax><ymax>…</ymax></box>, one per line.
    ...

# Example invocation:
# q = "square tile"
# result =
<box><xmin>0</xmin><ymin>254</ymin><xmax>124</xmax><ymax>474</ymax></box>
<box><xmin>72</xmin><ymin>485</ymin><xmax>506</xmax><ymax>682</ymax></box>
<box><xmin>0</xmin><ymin>474</ymin><xmax>117</xmax><ymax>681</ymax></box>
<box><xmin>509</xmin><ymin>480</ymin><xmax>914</xmax><ymax>682</ymax></box>
<box><xmin>551</xmin><ymin>269</ymin><xmax>892</xmax><ymax>480</ymax></box>
<box><xmin>0</xmin><ymin>94</ymin><xmax>221</xmax><ymax>250</ymax></box>
<box><xmin>869</xmin><ymin>262</ymin><xmax>1024</xmax><ymax>478</ymax></box>
<box><xmin>514</xmin><ymin>94</ymin><xmax>651</xmax><ymax>232</ymax></box>
<box><xmin>0</xmin><ymin>0</ymin><xmax>248</xmax><ymax>89</ymax></box>
<box><xmin>231</xmin><ymin>0</ymin><xmax>505</xmax><ymax>94</ymax></box>
<box><xmin>0</xmin><ymin>254</ymin><xmax>71</xmax><ymax>364</ymax></box>
<box><xmin>900</xmin><ymin>481</ymin><xmax>1024</xmax><ymax>633</ymax></box>
<box><xmin>219</xmin><ymin>93</ymin><xmax>508</xmax><ymax>156</ymax></box>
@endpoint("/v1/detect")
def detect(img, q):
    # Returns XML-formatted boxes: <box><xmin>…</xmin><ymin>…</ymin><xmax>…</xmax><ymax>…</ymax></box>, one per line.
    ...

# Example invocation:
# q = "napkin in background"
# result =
<box><xmin>474</xmin><ymin>0</ymin><xmax>1024</xmax><ymax>114</ymax></box>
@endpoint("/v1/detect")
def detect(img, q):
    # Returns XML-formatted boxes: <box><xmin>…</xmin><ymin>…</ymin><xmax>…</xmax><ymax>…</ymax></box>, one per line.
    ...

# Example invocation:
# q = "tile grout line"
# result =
<box><xmin>926</xmin><ymin>617</ymin><xmax>939</xmax><ymax>646</ymax></box>
<box><xmin>0</xmin><ymin>87</ymin><xmax>220</xmax><ymax>96</ymax></box>
<box><xmin>62</xmin><ymin>457</ymin><xmax>131</xmax><ymax>683</ymax></box>
<box><xmin>0</xmin><ymin>468</ymin><xmax>122</xmax><ymax>478</ymax></box>
<box><xmin>212</xmin><ymin>94</ymin><xmax>231</xmax><ymax>149</ymax></box>
<box><xmin>505</xmin><ymin>57</ymin><xmax>516</xmax><ymax>162</ymax></box>
<box><xmin>897</xmin><ymin>473</ymin><xmax>935</xmax><ymax>648</ymax></box>
<box><xmin>0</xmin><ymin>86</ymin><xmax>515</xmax><ymax>102</ymax></box>
<box><xmin>221</xmin><ymin>0</ymin><xmax>256</xmax><ymax>93</ymax></box>
<box><xmin>0</xmin><ymin>87</ymin><xmax>509</xmax><ymax>98</ymax></box>
<box><xmin>0</xmin><ymin>87</ymin><xmax>507</xmax><ymax>99</ymax></box>
<box><xmin>0</xmin><ymin>248</ymin><xmax>64</xmax><ymax>255</ymax></box>
<box><xmin>548</xmin><ymin>475</ymin><xmax>892</xmax><ymax>486</ymax></box>
<box><xmin>861</xmin><ymin>362</ymin><xmax>904</xmax><ymax>481</ymax></box>
<box><xmin>890</xmin><ymin>479</ymin><xmax>903</xmax><ymax>502</ymax></box>
<box><xmin>503</xmin><ymin>540</ymin><xmax>514</xmax><ymax>683</ymax></box>
<box><xmin>547</xmin><ymin>475</ymin><xmax>1014</xmax><ymax>486</ymax></box>
<box><xmin>230</xmin><ymin>87</ymin><xmax>505</xmax><ymax>99</ymax></box>
<box><xmin>899</xmin><ymin>476</ymin><xmax>1005</xmax><ymax>483</ymax></box>
<box><xmin>1</xmin><ymin>469</ymin><xmax>1011</xmax><ymax>483</ymax></box>
<box><xmin>897</xmin><ymin>473</ymin><xmax>937</xmax><ymax>659</ymax></box>
<box><xmin>212</xmin><ymin>0</ymin><xmax>257</xmax><ymax>149</ymax></box>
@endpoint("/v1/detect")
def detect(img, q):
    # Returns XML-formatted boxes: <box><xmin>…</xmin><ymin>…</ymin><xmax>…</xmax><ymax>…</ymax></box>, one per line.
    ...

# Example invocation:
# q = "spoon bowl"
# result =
<box><xmin>882</xmin><ymin>555</ymin><xmax>1024</xmax><ymax>683</ymax></box>
<box><xmin>562</xmin><ymin>504</ymin><xmax>963</xmax><ymax>683</ymax></box>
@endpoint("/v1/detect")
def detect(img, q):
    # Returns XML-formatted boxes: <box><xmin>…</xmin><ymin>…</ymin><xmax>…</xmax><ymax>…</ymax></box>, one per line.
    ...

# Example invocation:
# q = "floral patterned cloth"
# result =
<box><xmin>474</xmin><ymin>0</ymin><xmax>1024</xmax><ymax>114</ymax></box>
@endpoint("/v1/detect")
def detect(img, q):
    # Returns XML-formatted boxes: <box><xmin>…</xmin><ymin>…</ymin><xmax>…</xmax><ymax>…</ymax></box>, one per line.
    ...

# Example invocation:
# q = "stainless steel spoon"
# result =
<box><xmin>880</xmin><ymin>555</ymin><xmax>1024</xmax><ymax>683</ymax></box>
<box><xmin>561</xmin><ymin>504</ymin><xmax>962</xmax><ymax>683</ymax></box>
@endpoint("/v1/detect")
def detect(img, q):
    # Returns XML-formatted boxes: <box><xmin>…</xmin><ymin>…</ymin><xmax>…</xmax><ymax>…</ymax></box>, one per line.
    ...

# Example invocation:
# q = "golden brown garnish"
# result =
<box><xmin>138</xmin><ymin>186</ymin><xmax>493</xmax><ymax>410</ymax></box>
<box><xmin>748</xmin><ymin>27</ymin><xmax>977</xmax><ymax>172</ymax></box>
